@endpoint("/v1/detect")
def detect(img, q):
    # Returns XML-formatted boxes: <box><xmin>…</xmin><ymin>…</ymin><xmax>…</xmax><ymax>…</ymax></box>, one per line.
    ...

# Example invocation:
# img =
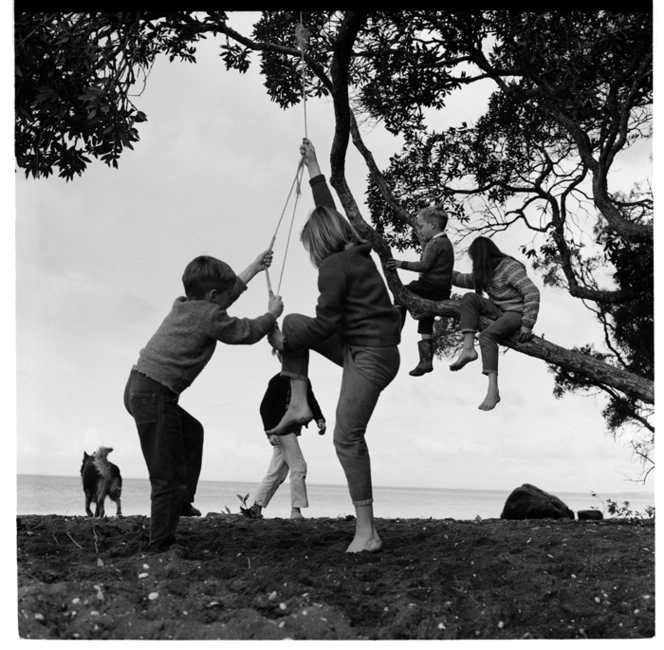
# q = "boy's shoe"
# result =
<box><xmin>241</xmin><ymin>504</ymin><xmax>264</xmax><ymax>519</ymax></box>
<box><xmin>181</xmin><ymin>503</ymin><xmax>201</xmax><ymax>517</ymax></box>
<box><xmin>409</xmin><ymin>339</ymin><xmax>434</xmax><ymax>376</ymax></box>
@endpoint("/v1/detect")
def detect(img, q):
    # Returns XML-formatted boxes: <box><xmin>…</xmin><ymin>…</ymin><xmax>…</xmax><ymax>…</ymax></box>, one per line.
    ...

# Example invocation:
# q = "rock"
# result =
<box><xmin>500</xmin><ymin>484</ymin><xmax>575</xmax><ymax>520</ymax></box>
<box><xmin>577</xmin><ymin>509</ymin><xmax>604</xmax><ymax>521</ymax></box>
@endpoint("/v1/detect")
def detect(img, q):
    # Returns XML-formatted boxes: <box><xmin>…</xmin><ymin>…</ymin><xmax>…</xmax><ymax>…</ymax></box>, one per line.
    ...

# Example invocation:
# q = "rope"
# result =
<box><xmin>265</xmin><ymin>159</ymin><xmax>304</xmax><ymax>295</ymax></box>
<box><xmin>295</xmin><ymin>15</ymin><xmax>309</xmax><ymax>139</ymax></box>
<box><xmin>265</xmin><ymin>14</ymin><xmax>310</xmax><ymax>297</ymax></box>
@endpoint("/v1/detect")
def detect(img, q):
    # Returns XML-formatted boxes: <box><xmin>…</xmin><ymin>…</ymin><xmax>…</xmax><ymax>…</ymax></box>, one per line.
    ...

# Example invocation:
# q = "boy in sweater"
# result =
<box><xmin>123</xmin><ymin>252</ymin><xmax>283</xmax><ymax>551</ymax></box>
<box><xmin>387</xmin><ymin>205</ymin><xmax>454</xmax><ymax>376</ymax></box>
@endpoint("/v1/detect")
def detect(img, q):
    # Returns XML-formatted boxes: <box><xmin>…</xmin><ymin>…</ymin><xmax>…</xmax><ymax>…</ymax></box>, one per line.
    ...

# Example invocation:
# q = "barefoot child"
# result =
<box><xmin>267</xmin><ymin>138</ymin><xmax>401</xmax><ymax>553</ymax></box>
<box><xmin>244</xmin><ymin>364</ymin><xmax>326</xmax><ymax>520</ymax></box>
<box><xmin>124</xmin><ymin>252</ymin><xmax>283</xmax><ymax>551</ymax></box>
<box><xmin>449</xmin><ymin>237</ymin><xmax>539</xmax><ymax>411</ymax></box>
<box><xmin>386</xmin><ymin>206</ymin><xmax>454</xmax><ymax>376</ymax></box>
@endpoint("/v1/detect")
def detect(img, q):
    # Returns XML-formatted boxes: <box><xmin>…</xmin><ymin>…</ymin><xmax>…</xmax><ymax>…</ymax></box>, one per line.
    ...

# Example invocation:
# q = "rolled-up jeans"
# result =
<box><xmin>281</xmin><ymin>314</ymin><xmax>400</xmax><ymax>506</ymax></box>
<box><xmin>253</xmin><ymin>433</ymin><xmax>308</xmax><ymax>509</ymax></box>
<box><xmin>458</xmin><ymin>292</ymin><xmax>522</xmax><ymax>375</ymax></box>
<box><xmin>123</xmin><ymin>369</ymin><xmax>203</xmax><ymax>549</ymax></box>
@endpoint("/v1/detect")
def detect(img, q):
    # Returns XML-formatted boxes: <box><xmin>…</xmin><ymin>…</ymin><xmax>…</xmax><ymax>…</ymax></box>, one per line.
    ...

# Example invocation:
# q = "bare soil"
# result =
<box><xmin>17</xmin><ymin>514</ymin><xmax>654</xmax><ymax>640</ymax></box>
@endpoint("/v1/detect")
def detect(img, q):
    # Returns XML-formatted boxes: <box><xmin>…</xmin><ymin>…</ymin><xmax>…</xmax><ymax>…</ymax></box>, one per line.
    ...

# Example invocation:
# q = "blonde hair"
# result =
<box><xmin>300</xmin><ymin>206</ymin><xmax>362</xmax><ymax>268</ymax></box>
<box><xmin>182</xmin><ymin>255</ymin><xmax>236</xmax><ymax>299</ymax></box>
<box><xmin>418</xmin><ymin>204</ymin><xmax>448</xmax><ymax>231</ymax></box>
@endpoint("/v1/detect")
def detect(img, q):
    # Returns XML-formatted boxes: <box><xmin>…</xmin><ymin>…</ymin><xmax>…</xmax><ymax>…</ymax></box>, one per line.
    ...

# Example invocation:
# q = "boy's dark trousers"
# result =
<box><xmin>398</xmin><ymin>281</ymin><xmax>451</xmax><ymax>335</ymax></box>
<box><xmin>124</xmin><ymin>369</ymin><xmax>203</xmax><ymax>550</ymax></box>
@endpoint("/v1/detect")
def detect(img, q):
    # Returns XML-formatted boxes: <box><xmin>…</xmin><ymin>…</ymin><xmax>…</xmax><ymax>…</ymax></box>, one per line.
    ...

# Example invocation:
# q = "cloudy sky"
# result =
<box><xmin>9</xmin><ymin>12</ymin><xmax>654</xmax><ymax>501</ymax></box>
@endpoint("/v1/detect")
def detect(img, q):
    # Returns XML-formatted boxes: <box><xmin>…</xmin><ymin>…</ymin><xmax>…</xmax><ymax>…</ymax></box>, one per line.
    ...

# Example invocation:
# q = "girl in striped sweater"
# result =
<box><xmin>450</xmin><ymin>237</ymin><xmax>540</xmax><ymax>411</ymax></box>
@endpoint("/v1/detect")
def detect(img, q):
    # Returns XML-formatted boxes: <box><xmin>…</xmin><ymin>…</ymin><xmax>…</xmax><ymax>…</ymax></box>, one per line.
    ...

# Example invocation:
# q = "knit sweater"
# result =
<box><xmin>259</xmin><ymin>373</ymin><xmax>325</xmax><ymax>435</ymax></box>
<box><xmin>135</xmin><ymin>279</ymin><xmax>276</xmax><ymax>394</ymax></box>
<box><xmin>284</xmin><ymin>175</ymin><xmax>401</xmax><ymax>351</ymax></box>
<box><xmin>400</xmin><ymin>233</ymin><xmax>454</xmax><ymax>292</ymax></box>
<box><xmin>452</xmin><ymin>257</ymin><xmax>541</xmax><ymax>329</ymax></box>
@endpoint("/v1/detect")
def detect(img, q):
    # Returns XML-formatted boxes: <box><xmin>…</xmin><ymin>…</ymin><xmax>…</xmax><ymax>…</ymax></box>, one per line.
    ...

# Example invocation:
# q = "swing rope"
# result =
<box><xmin>265</xmin><ymin>160</ymin><xmax>305</xmax><ymax>297</ymax></box>
<box><xmin>265</xmin><ymin>13</ymin><xmax>310</xmax><ymax>298</ymax></box>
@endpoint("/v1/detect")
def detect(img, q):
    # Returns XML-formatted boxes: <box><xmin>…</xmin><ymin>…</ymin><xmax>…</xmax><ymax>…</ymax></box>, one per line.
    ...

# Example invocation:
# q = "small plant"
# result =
<box><xmin>590</xmin><ymin>492</ymin><xmax>655</xmax><ymax>520</ymax></box>
<box><xmin>237</xmin><ymin>493</ymin><xmax>252</xmax><ymax>517</ymax></box>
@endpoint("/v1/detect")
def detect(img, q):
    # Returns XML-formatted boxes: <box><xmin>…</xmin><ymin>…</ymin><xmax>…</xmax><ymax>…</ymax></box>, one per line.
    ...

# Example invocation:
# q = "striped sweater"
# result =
<box><xmin>452</xmin><ymin>257</ymin><xmax>540</xmax><ymax>329</ymax></box>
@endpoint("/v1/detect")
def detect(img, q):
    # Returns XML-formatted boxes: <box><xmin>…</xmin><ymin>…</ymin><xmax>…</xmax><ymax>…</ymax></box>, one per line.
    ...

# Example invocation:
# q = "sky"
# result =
<box><xmin>7</xmin><ymin>12</ymin><xmax>656</xmax><ymax>502</ymax></box>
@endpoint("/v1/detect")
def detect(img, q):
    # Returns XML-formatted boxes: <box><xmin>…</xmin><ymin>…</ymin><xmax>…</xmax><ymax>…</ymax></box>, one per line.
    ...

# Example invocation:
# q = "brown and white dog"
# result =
<box><xmin>80</xmin><ymin>446</ymin><xmax>123</xmax><ymax>517</ymax></box>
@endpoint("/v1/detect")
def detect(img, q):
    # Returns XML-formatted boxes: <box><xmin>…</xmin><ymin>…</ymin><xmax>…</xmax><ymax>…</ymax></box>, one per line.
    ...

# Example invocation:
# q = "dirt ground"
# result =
<box><xmin>16</xmin><ymin>513</ymin><xmax>654</xmax><ymax>640</ymax></box>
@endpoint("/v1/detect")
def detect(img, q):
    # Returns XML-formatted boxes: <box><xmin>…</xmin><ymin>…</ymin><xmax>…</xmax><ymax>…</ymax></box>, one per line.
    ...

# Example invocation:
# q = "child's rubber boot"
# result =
<box><xmin>409</xmin><ymin>339</ymin><xmax>434</xmax><ymax>376</ymax></box>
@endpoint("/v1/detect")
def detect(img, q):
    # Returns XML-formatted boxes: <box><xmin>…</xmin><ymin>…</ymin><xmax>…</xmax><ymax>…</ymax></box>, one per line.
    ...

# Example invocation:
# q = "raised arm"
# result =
<box><xmin>301</xmin><ymin>138</ymin><xmax>322</xmax><ymax>178</ymax></box>
<box><xmin>236</xmin><ymin>249</ymin><xmax>273</xmax><ymax>285</ymax></box>
<box><xmin>300</xmin><ymin>138</ymin><xmax>336</xmax><ymax>211</ymax></box>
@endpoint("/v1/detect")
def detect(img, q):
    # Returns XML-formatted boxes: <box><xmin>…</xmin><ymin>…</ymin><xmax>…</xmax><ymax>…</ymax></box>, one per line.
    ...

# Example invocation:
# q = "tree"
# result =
<box><xmin>14</xmin><ymin>11</ymin><xmax>654</xmax><ymax>468</ymax></box>
<box><xmin>14</xmin><ymin>12</ymin><xmax>226</xmax><ymax>180</ymax></box>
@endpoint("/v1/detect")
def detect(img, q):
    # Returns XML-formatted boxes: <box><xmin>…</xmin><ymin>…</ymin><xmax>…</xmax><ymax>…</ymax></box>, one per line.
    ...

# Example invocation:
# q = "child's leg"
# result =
<box><xmin>450</xmin><ymin>331</ymin><xmax>479</xmax><ymax>370</ymax></box>
<box><xmin>334</xmin><ymin>345</ymin><xmax>400</xmax><ymax>552</ymax></box>
<box><xmin>479</xmin><ymin>372</ymin><xmax>501</xmax><ymax>411</ymax></box>
<box><xmin>409</xmin><ymin>316</ymin><xmax>435</xmax><ymax>376</ymax></box>
<box><xmin>179</xmin><ymin>406</ymin><xmax>204</xmax><ymax>515</ymax></box>
<box><xmin>267</xmin><ymin>314</ymin><xmax>344</xmax><ymax>435</ymax></box>
<box><xmin>277</xmin><ymin>434</ymin><xmax>309</xmax><ymax>515</ymax></box>
<box><xmin>253</xmin><ymin>444</ymin><xmax>289</xmax><ymax>509</ymax></box>
<box><xmin>450</xmin><ymin>293</ymin><xmax>502</xmax><ymax>371</ymax></box>
<box><xmin>477</xmin><ymin>311</ymin><xmax>522</xmax><ymax>411</ymax></box>
<box><xmin>348</xmin><ymin>503</ymin><xmax>382</xmax><ymax>553</ymax></box>
<box><xmin>124</xmin><ymin>370</ymin><xmax>186</xmax><ymax>550</ymax></box>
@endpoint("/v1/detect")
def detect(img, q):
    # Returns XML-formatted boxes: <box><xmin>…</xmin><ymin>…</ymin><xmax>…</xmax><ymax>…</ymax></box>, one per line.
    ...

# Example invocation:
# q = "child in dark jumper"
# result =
<box><xmin>387</xmin><ymin>205</ymin><xmax>454</xmax><ymax>376</ymax></box>
<box><xmin>124</xmin><ymin>252</ymin><xmax>283</xmax><ymax>551</ymax></box>
<box><xmin>244</xmin><ymin>363</ymin><xmax>326</xmax><ymax>520</ymax></box>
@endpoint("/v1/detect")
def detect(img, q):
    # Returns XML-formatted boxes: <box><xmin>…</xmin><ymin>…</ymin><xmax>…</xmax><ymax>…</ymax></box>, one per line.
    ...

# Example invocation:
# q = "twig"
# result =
<box><xmin>92</xmin><ymin>526</ymin><xmax>100</xmax><ymax>554</ymax></box>
<box><xmin>451</xmin><ymin>585</ymin><xmax>480</xmax><ymax>607</ymax></box>
<box><xmin>66</xmin><ymin>532</ymin><xmax>83</xmax><ymax>549</ymax></box>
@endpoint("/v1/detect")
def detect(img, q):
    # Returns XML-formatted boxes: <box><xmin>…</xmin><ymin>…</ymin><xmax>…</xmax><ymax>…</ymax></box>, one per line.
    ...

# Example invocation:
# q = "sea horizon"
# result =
<box><xmin>16</xmin><ymin>474</ymin><xmax>654</xmax><ymax>522</ymax></box>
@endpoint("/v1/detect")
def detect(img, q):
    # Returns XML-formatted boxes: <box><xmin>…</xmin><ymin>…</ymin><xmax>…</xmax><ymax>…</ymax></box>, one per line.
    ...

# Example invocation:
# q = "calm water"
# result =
<box><xmin>16</xmin><ymin>475</ymin><xmax>654</xmax><ymax>521</ymax></box>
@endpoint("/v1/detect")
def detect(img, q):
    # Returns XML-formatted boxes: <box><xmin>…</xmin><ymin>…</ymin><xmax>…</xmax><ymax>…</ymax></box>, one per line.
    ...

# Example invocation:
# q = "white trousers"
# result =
<box><xmin>253</xmin><ymin>433</ymin><xmax>308</xmax><ymax>509</ymax></box>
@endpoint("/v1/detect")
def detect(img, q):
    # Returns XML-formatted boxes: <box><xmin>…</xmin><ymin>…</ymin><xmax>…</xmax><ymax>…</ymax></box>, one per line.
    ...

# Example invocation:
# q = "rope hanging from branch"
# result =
<box><xmin>265</xmin><ymin>13</ymin><xmax>310</xmax><ymax>298</ymax></box>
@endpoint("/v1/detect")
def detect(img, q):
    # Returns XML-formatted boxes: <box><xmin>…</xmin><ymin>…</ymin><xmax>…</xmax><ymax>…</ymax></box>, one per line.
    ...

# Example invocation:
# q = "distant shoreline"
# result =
<box><xmin>14</xmin><ymin>473</ymin><xmax>655</xmax><ymax>497</ymax></box>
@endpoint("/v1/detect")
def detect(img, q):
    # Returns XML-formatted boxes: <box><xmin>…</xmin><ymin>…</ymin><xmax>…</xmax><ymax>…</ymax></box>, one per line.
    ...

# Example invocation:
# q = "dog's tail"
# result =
<box><xmin>93</xmin><ymin>446</ymin><xmax>116</xmax><ymax>480</ymax></box>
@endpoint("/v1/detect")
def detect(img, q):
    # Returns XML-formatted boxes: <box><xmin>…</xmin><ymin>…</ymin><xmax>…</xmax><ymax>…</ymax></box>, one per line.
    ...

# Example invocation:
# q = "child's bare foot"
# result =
<box><xmin>346</xmin><ymin>528</ymin><xmax>383</xmax><ymax>553</ymax></box>
<box><xmin>290</xmin><ymin>508</ymin><xmax>305</xmax><ymax>520</ymax></box>
<box><xmin>479</xmin><ymin>388</ymin><xmax>501</xmax><ymax>411</ymax></box>
<box><xmin>450</xmin><ymin>348</ymin><xmax>478</xmax><ymax>371</ymax></box>
<box><xmin>265</xmin><ymin>405</ymin><xmax>314</xmax><ymax>435</ymax></box>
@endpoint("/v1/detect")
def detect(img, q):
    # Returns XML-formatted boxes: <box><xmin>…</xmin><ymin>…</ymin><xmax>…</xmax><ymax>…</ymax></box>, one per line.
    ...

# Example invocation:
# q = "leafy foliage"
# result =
<box><xmin>353</xmin><ymin>11</ymin><xmax>653</xmax><ymax>446</ymax></box>
<box><xmin>591</xmin><ymin>492</ymin><xmax>655</xmax><ymax>520</ymax></box>
<box><xmin>14</xmin><ymin>12</ymin><xmax>227</xmax><ymax>180</ymax></box>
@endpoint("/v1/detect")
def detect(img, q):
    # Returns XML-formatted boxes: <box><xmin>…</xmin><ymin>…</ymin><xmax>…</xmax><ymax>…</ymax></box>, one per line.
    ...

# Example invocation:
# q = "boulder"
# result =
<box><xmin>577</xmin><ymin>509</ymin><xmax>604</xmax><ymax>521</ymax></box>
<box><xmin>500</xmin><ymin>484</ymin><xmax>575</xmax><ymax>520</ymax></box>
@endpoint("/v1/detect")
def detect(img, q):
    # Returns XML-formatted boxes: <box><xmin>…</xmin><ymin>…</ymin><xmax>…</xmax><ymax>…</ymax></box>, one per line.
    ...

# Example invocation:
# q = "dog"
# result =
<box><xmin>80</xmin><ymin>446</ymin><xmax>123</xmax><ymax>517</ymax></box>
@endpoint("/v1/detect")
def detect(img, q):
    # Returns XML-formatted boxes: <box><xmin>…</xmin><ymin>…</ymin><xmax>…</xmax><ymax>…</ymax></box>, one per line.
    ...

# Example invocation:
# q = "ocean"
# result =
<box><xmin>16</xmin><ymin>475</ymin><xmax>654</xmax><ymax>521</ymax></box>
